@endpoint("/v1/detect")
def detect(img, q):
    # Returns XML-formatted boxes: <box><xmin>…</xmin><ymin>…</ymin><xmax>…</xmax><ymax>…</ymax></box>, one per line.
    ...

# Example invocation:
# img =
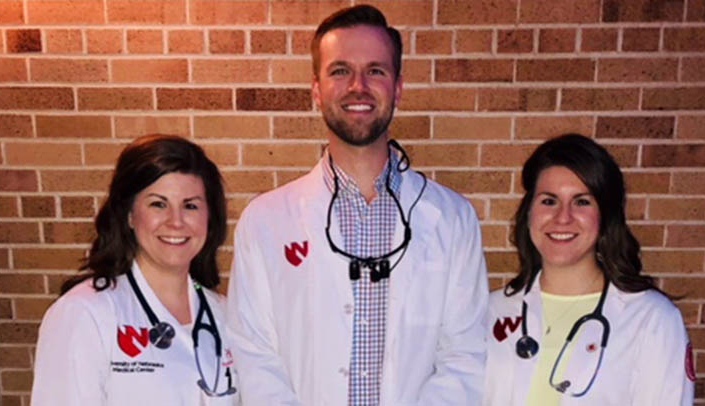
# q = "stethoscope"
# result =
<box><xmin>515</xmin><ymin>273</ymin><xmax>611</xmax><ymax>397</ymax></box>
<box><xmin>324</xmin><ymin>139</ymin><xmax>426</xmax><ymax>282</ymax></box>
<box><xmin>126</xmin><ymin>270</ymin><xmax>236</xmax><ymax>397</ymax></box>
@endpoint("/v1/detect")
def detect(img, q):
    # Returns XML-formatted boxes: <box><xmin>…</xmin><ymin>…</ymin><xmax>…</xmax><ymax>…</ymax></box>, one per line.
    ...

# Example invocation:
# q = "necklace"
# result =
<box><xmin>541</xmin><ymin>272</ymin><xmax>603</xmax><ymax>336</ymax></box>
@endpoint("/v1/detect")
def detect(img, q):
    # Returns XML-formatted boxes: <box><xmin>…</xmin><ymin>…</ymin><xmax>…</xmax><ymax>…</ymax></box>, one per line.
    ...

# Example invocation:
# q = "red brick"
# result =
<box><xmin>480</xmin><ymin>144</ymin><xmax>536</xmax><ymax>167</ymax></box>
<box><xmin>0</xmin><ymin>1</ymin><xmax>24</xmax><ymax>24</ymax></box>
<box><xmin>581</xmin><ymin>28</ymin><xmax>618</xmax><ymax>52</ymax></box>
<box><xmin>364</xmin><ymin>1</ymin><xmax>434</xmax><ymax>25</ymax></box>
<box><xmin>643</xmin><ymin>144</ymin><xmax>705</xmax><ymax>167</ymax></box>
<box><xmin>667</xmin><ymin>225</ymin><xmax>705</xmax><ymax>248</ymax></box>
<box><xmin>484</xmin><ymin>251</ymin><xmax>519</xmax><ymax>275</ymax></box>
<box><xmin>497</xmin><ymin>29</ymin><xmax>534</xmax><ymax>53</ymax></box>
<box><xmin>272</xmin><ymin>116</ymin><xmax>326</xmax><ymax>140</ymax></box>
<box><xmin>126</xmin><ymin>29</ymin><xmax>165</xmax><ymax>54</ymax></box>
<box><xmin>41</xmin><ymin>170</ymin><xmax>112</xmax><ymax>192</ymax></box>
<box><xmin>60</xmin><ymin>196</ymin><xmax>96</xmax><ymax>218</ymax></box>
<box><xmin>539</xmin><ymin>29</ymin><xmax>576</xmax><ymax>53</ymax></box>
<box><xmin>84</xmin><ymin>142</ymin><xmax>129</xmax><ymax>165</ymax></box>
<box><xmin>677</xmin><ymin>116</ymin><xmax>705</xmax><ymax>139</ymax></box>
<box><xmin>251</xmin><ymin>30</ymin><xmax>287</xmax><ymax>54</ymax></box>
<box><xmin>242</xmin><ymin>143</ymin><xmax>320</xmax><ymax>167</ymax></box>
<box><xmin>434</xmin><ymin>117</ymin><xmax>512</xmax><ymax>140</ymax></box>
<box><xmin>0</xmin><ymin>87</ymin><xmax>73</xmax><ymax>110</ymax></box>
<box><xmin>208</xmin><ymin>30</ymin><xmax>245</xmax><ymax>54</ymax></box>
<box><xmin>400</xmin><ymin>89</ymin><xmax>477</xmax><ymax>111</ymax></box>
<box><xmin>0</xmin><ymin>347</ymin><xmax>31</xmax><ymax>368</ymax></box>
<box><xmin>0</xmin><ymin>274</ymin><xmax>44</xmax><ymax>294</ymax></box>
<box><xmin>272</xmin><ymin>59</ymin><xmax>312</xmax><ymax>84</ymax></box>
<box><xmin>14</xmin><ymin>247</ymin><xmax>86</xmax><ymax>270</ymax></box>
<box><xmin>602</xmin><ymin>0</ymin><xmax>683</xmax><ymax>22</ymax></box>
<box><xmin>623</xmin><ymin>171</ymin><xmax>670</xmax><ymax>193</ymax></box>
<box><xmin>190</xmin><ymin>1</ymin><xmax>267</xmax><ymax>25</ymax></box>
<box><xmin>115</xmin><ymin>116</ymin><xmax>190</xmax><ymax>138</ymax></box>
<box><xmin>0</xmin><ymin>322</ymin><xmax>39</xmax><ymax>344</ymax></box>
<box><xmin>271</xmin><ymin>1</ymin><xmax>348</xmax><ymax>25</ymax></box>
<box><xmin>435</xmin><ymin>170</ymin><xmax>513</xmax><ymax>194</ymax></box>
<box><xmin>14</xmin><ymin>297</ymin><xmax>55</xmax><ymax>320</ymax></box>
<box><xmin>0</xmin><ymin>115</ymin><xmax>32</xmax><ymax>137</ymax></box>
<box><xmin>0</xmin><ymin>58</ymin><xmax>27</xmax><ymax>82</ymax></box>
<box><xmin>596</xmin><ymin>116</ymin><xmax>674</xmax><ymax>139</ymax></box>
<box><xmin>7</xmin><ymin>29</ymin><xmax>41</xmax><ymax>53</ymax></box>
<box><xmin>31</xmin><ymin>58</ymin><xmax>108</xmax><ymax>83</ymax></box>
<box><xmin>46</xmin><ymin>29</ymin><xmax>84</xmax><ymax>54</ymax></box>
<box><xmin>86</xmin><ymin>29</ymin><xmax>124</xmax><ymax>54</ymax></box>
<box><xmin>0</xmin><ymin>170</ymin><xmax>38</xmax><ymax>192</ymax></box>
<box><xmin>5</xmin><ymin>142</ymin><xmax>82</xmax><ymax>166</ymax></box>
<box><xmin>644</xmin><ymin>252</ymin><xmax>704</xmax><ymax>277</ymax></box>
<box><xmin>478</xmin><ymin>88</ymin><xmax>556</xmax><ymax>112</ymax></box>
<box><xmin>515</xmin><ymin>116</ymin><xmax>594</xmax><ymax>140</ymax></box>
<box><xmin>436</xmin><ymin>59</ymin><xmax>513</xmax><ymax>83</ymax></box>
<box><xmin>630</xmin><ymin>224</ymin><xmax>664</xmax><ymax>248</ymax></box>
<box><xmin>36</xmin><ymin>115</ymin><xmax>111</xmax><ymax>138</ymax></box>
<box><xmin>687</xmin><ymin>0</ymin><xmax>705</xmax><ymax>21</ymax></box>
<box><xmin>292</xmin><ymin>30</ymin><xmax>313</xmax><ymax>55</ymax></box>
<box><xmin>78</xmin><ymin>88</ymin><xmax>153</xmax><ymax>111</ymax></box>
<box><xmin>275</xmin><ymin>170</ymin><xmax>309</xmax><ymax>188</ymax></box>
<box><xmin>112</xmin><ymin>59</ymin><xmax>188</xmax><ymax>83</ymax></box>
<box><xmin>416</xmin><ymin>30</ymin><xmax>453</xmax><ymax>55</ymax></box>
<box><xmin>622</xmin><ymin>28</ymin><xmax>660</xmax><ymax>52</ymax></box>
<box><xmin>517</xmin><ymin>59</ymin><xmax>595</xmax><ymax>82</ymax></box>
<box><xmin>0</xmin><ymin>197</ymin><xmax>18</xmax><ymax>217</ymax></box>
<box><xmin>0</xmin><ymin>222</ymin><xmax>39</xmax><ymax>243</ymax></box>
<box><xmin>682</xmin><ymin>57</ymin><xmax>705</xmax><ymax>82</ymax></box>
<box><xmin>456</xmin><ymin>30</ymin><xmax>493</xmax><ymax>53</ymax></box>
<box><xmin>665</xmin><ymin>27</ymin><xmax>705</xmax><ymax>51</ymax></box>
<box><xmin>437</xmin><ymin>0</ymin><xmax>517</xmax><ymax>24</ymax></box>
<box><xmin>388</xmin><ymin>116</ymin><xmax>431</xmax><ymax>140</ymax></box>
<box><xmin>192</xmin><ymin>60</ymin><xmax>269</xmax><ymax>83</ymax></box>
<box><xmin>27</xmin><ymin>0</ymin><xmax>104</xmax><ymax>24</ymax></box>
<box><xmin>405</xmin><ymin>143</ymin><xmax>478</xmax><ymax>167</ymax></box>
<box><xmin>603</xmin><ymin>144</ymin><xmax>639</xmax><ymax>168</ymax></box>
<box><xmin>107</xmin><ymin>0</ymin><xmax>186</xmax><ymax>24</ymax></box>
<box><xmin>221</xmin><ymin>170</ymin><xmax>275</xmax><ymax>193</ymax></box>
<box><xmin>521</xmin><ymin>0</ymin><xmax>600</xmax><ymax>23</ymax></box>
<box><xmin>21</xmin><ymin>196</ymin><xmax>56</xmax><ymax>218</ymax></box>
<box><xmin>482</xmin><ymin>224</ymin><xmax>510</xmax><ymax>248</ymax></box>
<box><xmin>44</xmin><ymin>221</ymin><xmax>95</xmax><ymax>244</ymax></box>
<box><xmin>195</xmin><ymin>116</ymin><xmax>269</xmax><ymax>139</ymax></box>
<box><xmin>561</xmin><ymin>88</ymin><xmax>639</xmax><ymax>111</ymax></box>
<box><xmin>168</xmin><ymin>29</ymin><xmax>204</xmax><ymax>54</ymax></box>
<box><xmin>401</xmin><ymin>60</ymin><xmax>432</xmax><ymax>83</ymax></box>
<box><xmin>643</xmin><ymin>88</ymin><xmax>705</xmax><ymax>110</ymax></box>
<box><xmin>598</xmin><ymin>58</ymin><xmax>677</xmax><ymax>82</ymax></box>
<box><xmin>649</xmin><ymin>198</ymin><xmax>705</xmax><ymax>220</ymax></box>
<box><xmin>157</xmin><ymin>88</ymin><xmax>232</xmax><ymax>111</ymax></box>
<box><xmin>201</xmin><ymin>143</ymin><xmax>240</xmax><ymax>167</ymax></box>
<box><xmin>236</xmin><ymin>88</ymin><xmax>310</xmax><ymax>111</ymax></box>
<box><xmin>1</xmin><ymin>298</ymin><xmax>13</xmax><ymax>318</ymax></box>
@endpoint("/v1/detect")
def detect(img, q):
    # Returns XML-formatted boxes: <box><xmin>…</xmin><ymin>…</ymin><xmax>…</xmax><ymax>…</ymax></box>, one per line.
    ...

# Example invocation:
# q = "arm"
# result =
<box><xmin>632</xmin><ymin>298</ymin><xmax>695</xmax><ymax>405</ymax></box>
<box><xmin>417</xmin><ymin>203</ymin><xmax>489</xmax><ymax>404</ymax></box>
<box><xmin>31</xmin><ymin>293</ymin><xmax>109</xmax><ymax>405</ymax></box>
<box><xmin>226</xmin><ymin>209</ymin><xmax>301</xmax><ymax>405</ymax></box>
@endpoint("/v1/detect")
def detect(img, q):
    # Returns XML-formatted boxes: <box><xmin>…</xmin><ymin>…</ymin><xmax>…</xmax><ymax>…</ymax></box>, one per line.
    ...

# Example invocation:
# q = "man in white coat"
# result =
<box><xmin>226</xmin><ymin>5</ymin><xmax>489</xmax><ymax>405</ymax></box>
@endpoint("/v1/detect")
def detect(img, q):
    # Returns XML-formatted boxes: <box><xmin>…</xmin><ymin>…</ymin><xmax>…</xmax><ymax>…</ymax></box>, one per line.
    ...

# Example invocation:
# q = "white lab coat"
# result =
<box><xmin>32</xmin><ymin>262</ymin><xmax>240</xmax><ymax>406</ymax></box>
<box><xmin>484</xmin><ymin>278</ymin><xmax>695</xmax><ymax>405</ymax></box>
<box><xmin>227</xmin><ymin>159</ymin><xmax>489</xmax><ymax>405</ymax></box>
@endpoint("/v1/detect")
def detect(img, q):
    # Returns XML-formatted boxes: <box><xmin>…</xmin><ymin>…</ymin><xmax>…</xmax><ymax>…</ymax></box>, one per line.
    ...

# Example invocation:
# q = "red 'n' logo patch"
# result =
<box><xmin>493</xmin><ymin>316</ymin><xmax>522</xmax><ymax>342</ymax></box>
<box><xmin>284</xmin><ymin>241</ymin><xmax>308</xmax><ymax>267</ymax></box>
<box><xmin>117</xmin><ymin>325</ymin><xmax>149</xmax><ymax>358</ymax></box>
<box><xmin>685</xmin><ymin>342</ymin><xmax>696</xmax><ymax>382</ymax></box>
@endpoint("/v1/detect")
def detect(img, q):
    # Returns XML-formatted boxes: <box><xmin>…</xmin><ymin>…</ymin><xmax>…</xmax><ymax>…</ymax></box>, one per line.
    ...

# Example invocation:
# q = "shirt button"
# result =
<box><xmin>358</xmin><ymin>318</ymin><xmax>368</xmax><ymax>325</ymax></box>
<box><xmin>344</xmin><ymin>304</ymin><xmax>353</xmax><ymax>314</ymax></box>
<box><xmin>338</xmin><ymin>367</ymin><xmax>349</xmax><ymax>377</ymax></box>
<box><xmin>361</xmin><ymin>370</ymin><xmax>368</xmax><ymax>378</ymax></box>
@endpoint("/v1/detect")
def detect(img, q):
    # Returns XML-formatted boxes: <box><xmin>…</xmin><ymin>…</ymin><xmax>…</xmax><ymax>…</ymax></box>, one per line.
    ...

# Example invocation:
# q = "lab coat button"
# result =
<box><xmin>344</xmin><ymin>304</ymin><xmax>353</xmax><ymax>314</ymax></box>
<box><xmin>338</xmin><ymin>367</ymin><xmax>349</xmax><ymax>377</ymax></box>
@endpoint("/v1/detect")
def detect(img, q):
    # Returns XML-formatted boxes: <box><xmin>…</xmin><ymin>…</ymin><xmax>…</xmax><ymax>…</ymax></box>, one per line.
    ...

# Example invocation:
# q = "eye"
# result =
<box><xmin>539</xmin><ymin>197</ymin><xmax>557</xmax><ymax>206</ymax></box>
<box><xmin>148</xmin><ymin>200</ymin><xmax>167</xmax><ymax>209</ymax></box>
<box><xmin>575</xmin><ymin>197</ymin><xmax>593</xmax><ymax>207</ymax></box>
<box><xmin>368</xmin><ymin>67</ymin><xmax>386</xmax><ymax>76</ymax></box>
<box><xmin>184</xmin><ymin>201</ymin><xmax>200</xmax><ymax>210</ymax></box>
<box><xmin>330</xmin><ymin>67</ymin><xmax>349</xmax><ymax>76</ymax></box>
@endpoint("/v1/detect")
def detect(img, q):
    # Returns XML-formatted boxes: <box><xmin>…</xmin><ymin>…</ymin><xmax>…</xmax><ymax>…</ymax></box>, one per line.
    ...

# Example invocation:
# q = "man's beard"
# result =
<box><xmin>321</xmin><ymin>102</ymin><xmax>395</xmax><ymax>147</ymax></box>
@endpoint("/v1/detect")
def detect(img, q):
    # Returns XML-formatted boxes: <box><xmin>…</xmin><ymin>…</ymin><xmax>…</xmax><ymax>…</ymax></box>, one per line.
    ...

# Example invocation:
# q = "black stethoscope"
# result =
<box><xmin>324</xmin><ymin>140</ymin><xmax>426</xmax><ymax>282</ymax></box>
<box><xmin>126</xmin><ymin>270</ymin><xmax>236</xmax><ymax>397</ymax></box>
<box><xmin>515</xmin><ymin>274</ymin><xmax>611</xmax><ymax>397</ymax></box>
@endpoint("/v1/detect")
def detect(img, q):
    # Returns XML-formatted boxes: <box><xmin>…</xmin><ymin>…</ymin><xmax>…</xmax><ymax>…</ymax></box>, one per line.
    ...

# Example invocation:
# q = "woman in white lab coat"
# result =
<box><xmin>484</xmin><ymin>134</ymin><xmax>694</xmax><ymax>405</ymax></box>
<box><xmin>31</xmin><ymin>134</ymin><xmax>239</xmax><ymax>405</ymax></box>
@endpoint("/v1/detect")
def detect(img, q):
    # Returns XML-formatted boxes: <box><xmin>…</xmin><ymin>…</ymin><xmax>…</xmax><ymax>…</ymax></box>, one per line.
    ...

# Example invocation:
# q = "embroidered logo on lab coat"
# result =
<box><xmin>284</xmin><ymin>241</ymin><xmax>309</xmax><ymax>266</ymax></box>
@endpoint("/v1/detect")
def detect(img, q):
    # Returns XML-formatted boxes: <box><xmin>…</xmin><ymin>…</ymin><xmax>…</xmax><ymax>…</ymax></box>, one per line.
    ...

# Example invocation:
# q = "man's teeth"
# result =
<box><xmin>549</xmin><ymin>233</ymin><xmax>575</xmax><ymax>241</ymax></box>
<box><xmin>344</xmin><ymin>104</ymin><xmax>372</xmax><ymax>111</ymax></box>
<box><xmin>160</xmin><ymin>237</ymin><xmax>189</xmax><ymax>244</ymax></box>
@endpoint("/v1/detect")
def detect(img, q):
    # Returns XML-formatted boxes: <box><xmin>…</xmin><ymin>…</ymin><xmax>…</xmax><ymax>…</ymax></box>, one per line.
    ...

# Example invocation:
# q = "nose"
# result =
<box><xmin>348</xmin><ymin>71</ymin><xmax>368</xmax><ymax>93</ymax></box>
<box><xmin>166</xmin><ymin>207</ymin><xmax>184</xmax><ymax>227</ymax></box>
<box><xmin>555</xmin><ymin>203</ymin><xmax>573</xmax><ymax>224</ymax></box>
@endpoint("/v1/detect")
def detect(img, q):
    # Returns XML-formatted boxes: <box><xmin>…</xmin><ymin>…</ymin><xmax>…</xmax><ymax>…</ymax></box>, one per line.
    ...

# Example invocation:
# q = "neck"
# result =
<box><xmin>539</xmin><ymin>265</ymin><xmax>604</xmax><ymax>296</ymax></box>
<box><xmin>328</xmin><ymin>135</ymin><xmax>389</xmax><ymax>202</ymax></box>
<box><xmin>136</xmin><ymin>260</ymin><xmax>192</xmax><ymax>324</ymax></box>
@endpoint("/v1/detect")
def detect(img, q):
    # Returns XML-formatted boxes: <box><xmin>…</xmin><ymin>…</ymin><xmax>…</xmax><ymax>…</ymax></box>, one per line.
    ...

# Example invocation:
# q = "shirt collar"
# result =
<box><xmin>322</xmin><ymin>145</ymin><xmax>402</xmax><ymax>199</ymax></box>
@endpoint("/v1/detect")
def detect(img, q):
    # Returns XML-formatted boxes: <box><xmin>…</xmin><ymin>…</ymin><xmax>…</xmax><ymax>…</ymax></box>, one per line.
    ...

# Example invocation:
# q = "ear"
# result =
<box><xmin>312</xmin><ymin>77</ymin><xmax>322</xmax><ymax>109</ymax></box>
<box><xmin>394</xmin><ymin>75</ymin><xmax>403</xmax><ymax>106</ymax></box>
<box><xmin>128</xmin><ymin>211</ymin><xmax>134</xmax><ymax>229</ymax></box>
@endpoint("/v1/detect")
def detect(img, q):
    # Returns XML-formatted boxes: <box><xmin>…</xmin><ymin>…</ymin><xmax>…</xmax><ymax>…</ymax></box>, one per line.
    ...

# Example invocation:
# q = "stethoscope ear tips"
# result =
<box><xmin>516</xmin><ymin>335</ymin><xmax>539</xmax><ymax>359</ymax></box>
<box><xmin>149</xmin><ymin>321</ymin><xmax>175</xmax><ymax>349</ymax></box>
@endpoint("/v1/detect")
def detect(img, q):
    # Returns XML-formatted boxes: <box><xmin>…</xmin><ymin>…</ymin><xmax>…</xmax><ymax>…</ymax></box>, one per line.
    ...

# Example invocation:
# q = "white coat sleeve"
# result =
<box><xmin>417</xmin><ymin>203</ymin><xmax>489</xmax><ymax>404</ymax></box>
<box><xmin>631</xmin><ymin>300</ymin><xmax>695</xmax><ymax>405</ymax></box>
<box><xmin>31</xmin><ymin>294</ymin><xmax>109</xmax><ymax>405</ymax></box>
<box><xmin>226</xmin><ymin>209</ymin><xmax>301</xmax><ymax>405</ymax></box>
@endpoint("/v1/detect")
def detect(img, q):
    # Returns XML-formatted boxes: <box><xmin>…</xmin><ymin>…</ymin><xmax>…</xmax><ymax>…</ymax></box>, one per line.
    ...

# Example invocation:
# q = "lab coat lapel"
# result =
<box><xmin>512</xmin><ymin>278</ymin><xmax>543</xmax><ymax>404</ymax></box>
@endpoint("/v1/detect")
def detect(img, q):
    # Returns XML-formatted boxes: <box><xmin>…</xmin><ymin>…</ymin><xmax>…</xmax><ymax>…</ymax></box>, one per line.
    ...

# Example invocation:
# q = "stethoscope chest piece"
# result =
<box><xmin>516</xmin><ymin>335</ymin><xmax>539</xmax><ymax>359</ymax></box>
<box><xmin>149</xmin><ymin>321</ymin><xmax>175</xmax><ymax>349</ymax></box>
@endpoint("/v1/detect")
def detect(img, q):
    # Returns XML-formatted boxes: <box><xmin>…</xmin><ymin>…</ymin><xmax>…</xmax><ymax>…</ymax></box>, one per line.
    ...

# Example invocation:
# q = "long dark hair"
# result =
<box><xmin>61</xmin><ymin>134</ymin><xmax>227</xmax><ymax>295</ymax></box>
<box><xmin>506</xmin><ymin>133</ymin><xmax>657</xmax><ymax>296</ymax></box>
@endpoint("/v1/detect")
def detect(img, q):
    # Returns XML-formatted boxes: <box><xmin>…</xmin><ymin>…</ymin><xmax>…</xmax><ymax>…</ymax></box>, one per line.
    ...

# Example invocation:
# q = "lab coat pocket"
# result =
<box><xmin>402</xmin><ymin>260</ymin><xmax>447</xmax><ymax>327</ymax></box>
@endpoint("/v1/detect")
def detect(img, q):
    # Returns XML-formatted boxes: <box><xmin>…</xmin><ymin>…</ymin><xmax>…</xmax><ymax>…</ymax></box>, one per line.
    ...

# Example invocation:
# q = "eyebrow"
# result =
<box><xmin>536</xmin><ymin>191</ymin><xmax>593</xmax><ymax>199</ymax></box>
<box><xmin>146</xmin><ymin>193</ymin><xmax>204</xmax><ymax>202</ymax></box>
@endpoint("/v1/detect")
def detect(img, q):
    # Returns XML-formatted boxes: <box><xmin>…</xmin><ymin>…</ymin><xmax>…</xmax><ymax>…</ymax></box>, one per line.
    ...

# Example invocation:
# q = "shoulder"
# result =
<box><xmin>617</xmin><ymin>288</ymin><xmax>686</xmax><ymax>333</ymax></box>
<box><xmin>408</xmin><ymin>172</ymin><xmax>478</xmax><ymax>222</ymax></box>
<box><xmin>488</xmin><ymin>288</ymin><xmax>520</xmax><ymax>313</ymax></box>
<box><xmin>239</xmin><ymin>166</ymin><xmax>320</xmax><ymax>220</ymax></box>
<box><xmin>40</xmin><ymin>278</ymin><xmax>119</xmax><ymax>332</ymax></box>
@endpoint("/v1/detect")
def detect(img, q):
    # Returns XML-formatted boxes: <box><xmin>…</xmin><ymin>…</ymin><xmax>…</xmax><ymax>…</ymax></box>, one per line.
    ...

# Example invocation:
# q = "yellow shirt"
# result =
<box><xmin>527</xmin><ymin>291</ymin><xmax>600</xmax><ymax>406</ymax></box>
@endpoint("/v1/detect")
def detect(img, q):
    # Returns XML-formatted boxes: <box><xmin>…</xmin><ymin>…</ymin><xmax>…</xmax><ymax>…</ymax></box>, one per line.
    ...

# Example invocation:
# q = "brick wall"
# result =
<box><xmin>1</xmin><ymin>0</ymin><xmax>704</xmax><ymax>403</ymax></box>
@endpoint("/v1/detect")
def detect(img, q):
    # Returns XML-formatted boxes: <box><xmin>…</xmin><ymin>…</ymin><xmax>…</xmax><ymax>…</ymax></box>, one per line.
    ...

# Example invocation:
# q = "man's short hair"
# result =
<box><xmin>310</xmin><ymin>4</ymin><xmax>402</xmax><ymax>79</ymax></box>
